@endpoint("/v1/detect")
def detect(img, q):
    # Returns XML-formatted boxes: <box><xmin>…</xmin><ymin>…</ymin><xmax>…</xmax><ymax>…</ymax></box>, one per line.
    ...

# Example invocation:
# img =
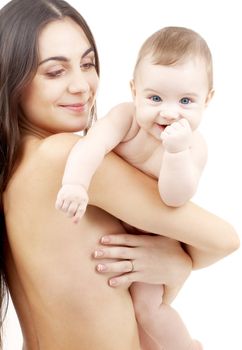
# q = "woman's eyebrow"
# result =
<box><xmin>82</xmin><ymin>47</ymin><xmax>94</xmax><ymax>58</ymax></box>
<box><xmin>39</xmin><ymin>47</ymin><xmax>94</xmax><ymax>66</ymax></box>
<box><xmin>39</xmin><ymin>56</ymin><xmax>68</xmax><ymax>66</ymax></box>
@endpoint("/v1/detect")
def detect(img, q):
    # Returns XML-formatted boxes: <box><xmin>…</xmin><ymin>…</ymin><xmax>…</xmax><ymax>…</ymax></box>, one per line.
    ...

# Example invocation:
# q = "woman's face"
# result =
<box><xmin>21</xmin><ymin>17</ymin><xmax>99</xmax><ymax>137</ymax></box>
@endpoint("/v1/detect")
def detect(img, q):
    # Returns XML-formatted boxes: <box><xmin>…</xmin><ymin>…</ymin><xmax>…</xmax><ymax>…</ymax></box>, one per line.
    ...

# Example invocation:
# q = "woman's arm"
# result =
<box><xmin>43</xmin><ymin>133</ymin><xmax>239</xmax><ymax>270</ymax></box>
<box><xmin>88</xmin><ymin>152</ymin><xmax>239</xmax><ymax>269</ymax></box>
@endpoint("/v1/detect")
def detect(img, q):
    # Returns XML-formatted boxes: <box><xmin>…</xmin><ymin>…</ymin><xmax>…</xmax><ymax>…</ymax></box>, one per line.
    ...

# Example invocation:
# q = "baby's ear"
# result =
<box><xmin>205</xmin><ymin>89</ymin><xmax>215</xmax><ymax>107</ymax></box>
<box><xmin>130</xmin><ymin>79</ymin><xmax>136</xmax><ymax>99</ymax></box>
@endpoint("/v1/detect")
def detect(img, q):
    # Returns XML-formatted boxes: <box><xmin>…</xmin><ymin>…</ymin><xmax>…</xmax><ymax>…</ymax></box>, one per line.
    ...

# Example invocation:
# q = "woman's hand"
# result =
<box><xmin>93</xmin><ymin>233</ymin><xmax>192</xmax><ymax>304</ymax></box>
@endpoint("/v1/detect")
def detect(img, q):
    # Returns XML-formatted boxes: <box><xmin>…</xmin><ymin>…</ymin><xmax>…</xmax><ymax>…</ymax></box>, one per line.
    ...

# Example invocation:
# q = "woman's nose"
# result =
<box><xmin>68</xmin><ymin>71</ymin><xmax>90</xmax><ymax>94</ymax></box>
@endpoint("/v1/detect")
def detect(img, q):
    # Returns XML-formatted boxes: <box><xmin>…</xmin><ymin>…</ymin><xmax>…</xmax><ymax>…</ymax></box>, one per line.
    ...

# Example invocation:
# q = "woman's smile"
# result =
<box><xmin>59</xmin><ymin>102</ymin><xmax>89</xmax><ymax>114</ymax></box>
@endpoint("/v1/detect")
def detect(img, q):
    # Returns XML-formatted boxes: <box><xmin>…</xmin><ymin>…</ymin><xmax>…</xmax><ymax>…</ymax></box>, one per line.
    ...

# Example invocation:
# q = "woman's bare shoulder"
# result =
<box><xmin>38</xmin><ymin>133</ymin><xmax>82</xmax><ymax>164</ymax></box>
<box><xmin>35</xmin><ymin>133</ymin><xmax>121</xmax><ymax>180</ymax></box>
<box><xmin>16</xmin><ymin>133</ymin><xmax>84</xmax><ymax>197</ymax></box>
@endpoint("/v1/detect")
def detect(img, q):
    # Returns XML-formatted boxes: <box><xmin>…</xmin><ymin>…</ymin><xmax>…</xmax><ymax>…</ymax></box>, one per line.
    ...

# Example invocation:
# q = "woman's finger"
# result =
<box><xmin>96</xmin><ymin>259</ymin><xmax>135</xmax><ymax>274</ymax></box>
<box><xmin>94</xmin><ymin>246</ymin><xmax>136</xmax><ymax>260</ymax></box>
<box><xmin>100</xmin><ymin>233</ymin><xmax>153</xmax><ymax>247</ymax></box>
<box><xmin>108</xmin><ymin>271</ymin><xmax>139</xmax><ymax>288</ymax></box>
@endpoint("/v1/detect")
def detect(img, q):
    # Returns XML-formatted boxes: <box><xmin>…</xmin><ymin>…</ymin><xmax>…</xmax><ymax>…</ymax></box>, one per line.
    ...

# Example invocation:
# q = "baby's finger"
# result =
<box><xmin>67</xmin><ymin>202</ymin><xmax>79</xmax><ymax>217</ymax></box>
<box><xmin>94</xmin><ymin>246</ymin><xmax>135</xmax><ymax>260</ymax></box>
<box><xmin>55</xmin><ymin>198</ymin><xmax>70</xmax><ymax>212</ymax></box>
<box><xmin>162</xmin><ymin>125</ymin><xmax>172</xmax><ymax>134</ymax></box>
<box><xmin>55</xmin><ymin>198</ymin><xmax>63</xmax><ymax>210</ymax></box>
<box><xmin>179</xmin><ymin>118</ymin><xmax>190</xmax><ymax>128</ymax></box>
<box><xmin>170</xmin><ymin>122</ymin><xmax>181</xmax><ymax>130</ymax></box>
<box><xmin>160</xmin><ymin>130</ymin><xmax>169</xmax><ymax>140</ymax></box>
<box><xmin>72</xmin><ymin>206</ymin><xmax>86</xmax><ymax>224</ymax></box>
<box><xmin>61</xmin><ymin>200</ymin><xmax>71</xmax><ymax>212</ymax></box>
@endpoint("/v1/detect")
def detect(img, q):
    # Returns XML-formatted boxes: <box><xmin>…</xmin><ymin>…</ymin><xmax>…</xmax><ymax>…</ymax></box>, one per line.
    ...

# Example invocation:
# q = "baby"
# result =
<box><xmin>56</xmin><ymin>27</ymin><xmax>214</xmax><ymax>349</ymax></box>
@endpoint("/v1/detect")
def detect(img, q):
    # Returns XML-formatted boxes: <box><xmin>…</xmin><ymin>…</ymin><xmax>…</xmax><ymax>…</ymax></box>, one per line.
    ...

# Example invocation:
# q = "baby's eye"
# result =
<box><xmin>150</xmin><ymin>95</ymin><xmax>162</xmax><ymax>102</ymax></box>
<box><xmin>180</xmin><ymin>97</ymin><xmax>191</xmax><ymax>105</ymax></box>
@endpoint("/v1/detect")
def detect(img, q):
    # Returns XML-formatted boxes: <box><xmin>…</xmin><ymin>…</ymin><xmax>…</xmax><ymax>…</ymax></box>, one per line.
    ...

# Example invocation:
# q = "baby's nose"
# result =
<box><xmin>159</xmin><ymin>109</ymin><xmax>179</xmax><ymax>122</ymax></box>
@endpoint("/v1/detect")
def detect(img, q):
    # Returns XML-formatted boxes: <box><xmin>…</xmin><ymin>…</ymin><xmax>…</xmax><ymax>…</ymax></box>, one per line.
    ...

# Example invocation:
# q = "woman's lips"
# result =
<box><xmin>59</xmin><ymin>103</ymin><xmax>87</xmax><ymax>113</ymax></box>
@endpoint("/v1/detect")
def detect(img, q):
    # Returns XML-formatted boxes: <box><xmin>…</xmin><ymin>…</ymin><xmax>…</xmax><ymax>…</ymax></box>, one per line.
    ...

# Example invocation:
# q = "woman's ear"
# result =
<box><xmin>130</xmin><ymin>79</ymin><xmax>136</xmax><ymax>99</ymax></box>
<box><xmin>205</xmin><ymin>89</ymin><xmax>215</xmax><ymax>107</ymax></box>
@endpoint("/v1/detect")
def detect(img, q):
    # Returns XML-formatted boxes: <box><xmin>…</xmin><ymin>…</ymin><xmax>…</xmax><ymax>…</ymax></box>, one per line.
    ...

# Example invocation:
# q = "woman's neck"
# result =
<box><xmin>20</xmin><ymin>117</ymin><xmax>52</xmax><ymax>140</ymax></box>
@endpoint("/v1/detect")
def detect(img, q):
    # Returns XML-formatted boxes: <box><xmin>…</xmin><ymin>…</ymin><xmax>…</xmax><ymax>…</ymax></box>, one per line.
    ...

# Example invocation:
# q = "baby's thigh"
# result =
<box><xmin>130</xmin><ymin>282</ymin><xmax>164</xmax><ymax>313</ymax></box>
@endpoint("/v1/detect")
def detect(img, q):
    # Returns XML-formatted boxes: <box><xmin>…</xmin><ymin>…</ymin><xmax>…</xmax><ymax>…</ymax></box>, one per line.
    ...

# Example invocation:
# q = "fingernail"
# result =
<box><xmin>94</xmin><ymin>250</ymin><xmax>104</xmax><ymax>258</ymax></box>
<box><xmin>109</xmin><ymin>278</ymin><xmax>118</xmax><ymax>287</ymax></box>
<box><xmin>97</xmin><ymin>264</ymin><xmax>107</xmax><ymax>272</ymax></box>
<box><xmin>101</xmin><ymin>236</ymin><xmax>110</xmax><ymax>244</ymax></box>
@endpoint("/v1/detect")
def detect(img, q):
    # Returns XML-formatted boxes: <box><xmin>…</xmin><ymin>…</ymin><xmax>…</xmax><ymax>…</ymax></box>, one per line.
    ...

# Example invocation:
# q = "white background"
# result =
<box><xmin>1</xmin><ymin>0</ymin><xmax>241</xmax><ymax>349</ymax></box>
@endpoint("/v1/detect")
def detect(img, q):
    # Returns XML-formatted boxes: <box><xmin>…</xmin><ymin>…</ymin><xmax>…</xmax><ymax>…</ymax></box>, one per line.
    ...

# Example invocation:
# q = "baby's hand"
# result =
<box><xmin>160</xmin><ymin>118</ymin><xmax>192</xmax><ymax>153</ymax></box>
<box><xmin>55</xmin><ymin>184</ymin><xmax>89</xmax><ymax>224</ymax></box>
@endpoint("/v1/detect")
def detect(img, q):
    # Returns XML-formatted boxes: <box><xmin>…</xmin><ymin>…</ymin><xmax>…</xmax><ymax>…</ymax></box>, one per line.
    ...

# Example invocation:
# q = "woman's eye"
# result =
<box><xmin>81</xmin><ymin>62</ymin><xmax>96</xmax><ymax>71</ymax></box>
<box><xmin>180</xmin><ymin>97</ymin><xmax>191</xmax><ymax>104</ymax></box>
<box><xmin>46</xmin><ymin>69</ymin><xmax>65</xmax><ymax>78</ymax></box>
<box><xmin>150</xmin><ymin>95</ymin><xmax>161</xmax><ymax>102</ymax></box>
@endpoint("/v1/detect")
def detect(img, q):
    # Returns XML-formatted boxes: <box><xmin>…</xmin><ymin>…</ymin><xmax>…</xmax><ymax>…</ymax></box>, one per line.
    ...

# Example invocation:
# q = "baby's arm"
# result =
<box><xmin>56</xmin><ymin>102</ymin><xmax>134</xmax><ymax>222</ymax></box>
<box><xmin>159</xmin><ymin>119</ymin><xmax>207</xmax><ymax>206</ymax></box>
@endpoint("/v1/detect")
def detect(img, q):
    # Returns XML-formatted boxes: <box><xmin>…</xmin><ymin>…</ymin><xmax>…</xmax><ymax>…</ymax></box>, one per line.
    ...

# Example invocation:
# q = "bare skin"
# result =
<box><xmin>57</xmin><ymin>55</ymin><xmax>213</xmax><ymax>222</ymax></box>
<box><xmin>3</xmin><ymin>133</ymin><xmax>239</xmax><ymax>349</ymax></box>
<box><xmin>4</xmin><ymin>135</ymin><xmax>140</xmax><ymax>350</ymax></box>
<box><xmin>2</xmin><ymin>17</ymin><xmax>239</xmax><ymax>350</ymax></box>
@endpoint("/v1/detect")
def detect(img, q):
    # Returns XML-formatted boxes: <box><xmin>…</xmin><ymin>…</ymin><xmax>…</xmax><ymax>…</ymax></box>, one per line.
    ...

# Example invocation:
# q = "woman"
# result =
<box><xmin>0</xmin><ymin>1</ymin><xmax>239</xmax><ymax>349</ymax></box>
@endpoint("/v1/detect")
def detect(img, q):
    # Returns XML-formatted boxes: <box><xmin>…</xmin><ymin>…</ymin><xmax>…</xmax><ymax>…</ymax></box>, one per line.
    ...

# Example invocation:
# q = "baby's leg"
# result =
<box><xmin>130</xmin><ymin>282</ymin><xmax>202</xmax><ymax>350</ymax></box>
<box><xmin>137</xmin><ymin>323</ymin><xmax>163</xmax><ymax>350</ymax></box>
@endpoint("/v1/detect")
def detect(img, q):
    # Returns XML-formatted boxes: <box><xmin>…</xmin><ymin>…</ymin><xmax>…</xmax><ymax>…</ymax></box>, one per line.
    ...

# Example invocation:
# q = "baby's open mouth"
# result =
<box><xmin>156</xmin><ymin>123</ymin><xmax>169</xmax><ymax>131</ymax></box>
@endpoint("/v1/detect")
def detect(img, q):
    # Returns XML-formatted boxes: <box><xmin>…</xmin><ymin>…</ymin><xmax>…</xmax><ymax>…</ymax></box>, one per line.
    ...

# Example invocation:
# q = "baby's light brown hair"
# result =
<box><xmin>133</xmin><ymin>26</ymin><xmax>213</xmax><ymax>90</ymax></box>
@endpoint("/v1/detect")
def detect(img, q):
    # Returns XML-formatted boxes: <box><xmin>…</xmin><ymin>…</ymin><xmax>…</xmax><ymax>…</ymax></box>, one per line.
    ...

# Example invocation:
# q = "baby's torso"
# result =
<box><xmin>115</xmin><ymin>120</ymin><xmax>201</xmax><ymax>179</ymax></box>
<box><xmin>115</xmin><ymin>126</ymin><xmax>164</xmax><ymax>179</ymax></box>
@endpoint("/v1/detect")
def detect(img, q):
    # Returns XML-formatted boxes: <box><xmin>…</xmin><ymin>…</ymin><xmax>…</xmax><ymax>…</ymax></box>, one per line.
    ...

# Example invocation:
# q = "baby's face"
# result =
<box><xmin>131</xmin><ymin>56</ymin><xmax>213</xmax><ymax>140</ymax></box>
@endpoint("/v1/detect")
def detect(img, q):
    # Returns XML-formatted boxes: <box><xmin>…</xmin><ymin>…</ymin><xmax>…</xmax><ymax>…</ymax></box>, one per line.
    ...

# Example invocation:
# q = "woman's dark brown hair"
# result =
<box><xmin>0</xmin><ymin>0</ymin><xmax>100</xmax><ymax>345</ymax></box>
